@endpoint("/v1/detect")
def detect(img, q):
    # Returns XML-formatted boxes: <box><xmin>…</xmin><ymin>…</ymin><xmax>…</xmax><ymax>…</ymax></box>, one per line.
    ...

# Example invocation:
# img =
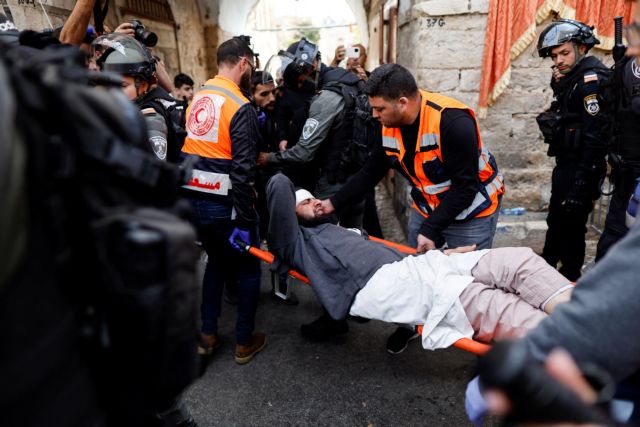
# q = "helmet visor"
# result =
<box><xmin>539</xmin><ymin>22</ymin><xmax>581</xmax><ymax>51</ymax></box>
<box><xmin>262</xmin><ymin>53</ymin><xmax>293</xmax><ymax>88</ymax></box>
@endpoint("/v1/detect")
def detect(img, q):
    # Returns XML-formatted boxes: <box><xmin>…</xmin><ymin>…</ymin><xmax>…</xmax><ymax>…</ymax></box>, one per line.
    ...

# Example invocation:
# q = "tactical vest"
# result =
<box><xmin>382</xmin><ymin>90</ymin><xmax>504</xmax><ymax>220</ymax></box>
<box><xmin>315</xmin><ymin>69</ymin><xmax>373</xmax><ymax>184</ymax></box>
<box><xmin>616</xmin><ymin>58</ymin><xmax>640</xmax><ymax>161</ymax></box>
<box><xmin>139</xmin><ymin>87</ymin><xmax>186</xmax><ymax>164</ymax></box>
<box><xmin>181</xmin><ymin>75</ymin><xmax>249</xmax><ymax>200</ymax></box>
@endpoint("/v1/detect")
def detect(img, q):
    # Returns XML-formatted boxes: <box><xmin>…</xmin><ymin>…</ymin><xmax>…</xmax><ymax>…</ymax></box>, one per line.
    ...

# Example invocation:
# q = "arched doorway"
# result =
<box><xmin>214</xmin><ymin>0</ymin><xmax>368</xmax><ymax>70</ymax></box>
<box><xmin>245</xmin><ymin>0</ymin><xmax>365</xmax><ymax>68</ymax></box>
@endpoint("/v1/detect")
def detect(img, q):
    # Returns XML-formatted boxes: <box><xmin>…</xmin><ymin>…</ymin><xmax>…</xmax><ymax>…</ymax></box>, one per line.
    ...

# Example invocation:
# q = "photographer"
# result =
<box><xmin>331</xmin><ymin>43</ymin><xmax>369</xmax><ymax>81</ymax></box>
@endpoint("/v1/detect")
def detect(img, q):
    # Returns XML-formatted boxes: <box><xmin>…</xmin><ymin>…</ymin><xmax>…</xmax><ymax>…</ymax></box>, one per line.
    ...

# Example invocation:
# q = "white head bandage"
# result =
<box><xmin>295</xmin><ymin>189</ymin><xmax>314</xmax><ymax>206</ymax></box>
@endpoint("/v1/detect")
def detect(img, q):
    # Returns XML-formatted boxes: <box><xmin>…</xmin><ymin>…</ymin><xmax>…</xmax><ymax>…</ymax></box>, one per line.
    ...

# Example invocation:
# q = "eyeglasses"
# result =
<box><xmin>624</xmin><ymin>22</ymin><xmax>640</xmax><ymax>48</ymax></box>
<box><xmin>238</xmin><ymin>55</ymin><xmax>256</xmax><ymax>73</ymax></box>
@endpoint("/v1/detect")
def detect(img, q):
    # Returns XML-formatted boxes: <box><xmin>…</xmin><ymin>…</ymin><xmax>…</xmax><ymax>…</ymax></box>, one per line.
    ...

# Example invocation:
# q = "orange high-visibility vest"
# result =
<box><xmin>181</xmin><ymin>75</ymin><xmax>249</xmax><ymax>198</ymax></box>
<box><xmin>381</xmin><ymin>89</ymin><xmax>504</xmax><ymax>220</ymax></box>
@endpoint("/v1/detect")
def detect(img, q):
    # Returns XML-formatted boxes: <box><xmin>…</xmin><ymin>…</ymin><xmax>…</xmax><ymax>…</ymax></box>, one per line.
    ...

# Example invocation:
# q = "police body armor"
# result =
<box><xmin>314</xmin><ymin>68</ymin><xmax>376</xmax><ymax>184</ymax></box>
<box><xmin>616</xmin><ymin>57</ymin><xmax>640</xmax><ymax>156</ymax></box>
<box><xmin>139</xmin><ymin>87</ymin><xmax>187</xmax><ymax>164</ymax></box>
<box><xmin>536</xmin><ymin>57</ymin><xmax>610</xmax><ymax>160</ymax></box>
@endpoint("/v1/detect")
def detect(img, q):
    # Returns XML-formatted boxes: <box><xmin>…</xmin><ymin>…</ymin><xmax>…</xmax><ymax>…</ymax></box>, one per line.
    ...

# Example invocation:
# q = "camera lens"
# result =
<box><xmin>140</xmin><ymin>31</ymin><xmax>158</xmax><ymax>47</ymax></box>
<box><xmin>130</xmin><ymin>20</ymin><xmax>158</xmax><ymax>47</ymax></box>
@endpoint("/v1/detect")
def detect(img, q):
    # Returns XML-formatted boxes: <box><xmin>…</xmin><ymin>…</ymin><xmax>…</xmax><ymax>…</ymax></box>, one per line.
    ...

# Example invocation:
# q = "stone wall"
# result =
<box><xmin>5</xmin><ymin>0</ymin><xmax>210</xmax><ymax>87</ymax></box>
<box><xmin>369</xmin><ymin>0</ymin><xmax>613</xmax><ymax>232</ymax></box>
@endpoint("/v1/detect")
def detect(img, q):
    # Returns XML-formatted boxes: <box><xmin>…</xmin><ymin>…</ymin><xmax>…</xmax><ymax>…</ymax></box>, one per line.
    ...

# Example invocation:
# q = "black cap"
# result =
<box><xmin>0</xmin><ymin>12</ymin><xmax>19</xmax><ymax>47</ymax></box>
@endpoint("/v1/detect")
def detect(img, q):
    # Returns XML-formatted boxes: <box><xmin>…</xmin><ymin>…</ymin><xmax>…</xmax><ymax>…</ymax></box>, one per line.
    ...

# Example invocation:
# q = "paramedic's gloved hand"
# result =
<box><xmin>229</xmin><ymin>228</ymin><xmax>250</xmax><ymax>252</ymax></box>
<box><xmin>257</xmin><ymin>110</ymin><xmax>267</xmax><ymax>127</ymax></box>
<box><xmin>416</xmin><ymin>234</ymin><xmax>437</xmax><ymax>253</ymax></box>
<box><xmin>465</xmin><ymin>376</ymin><xmax>488</xmax><ymax>427</ymax></box>
<box><xmin>318</xmin><ymin>199</ymin><xmax>335</xmax><ymax>217</ymax></box>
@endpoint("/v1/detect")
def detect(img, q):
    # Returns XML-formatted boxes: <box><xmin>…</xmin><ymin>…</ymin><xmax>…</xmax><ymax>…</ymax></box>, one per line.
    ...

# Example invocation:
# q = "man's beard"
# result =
<box><xmin>298</xmin><ymin>214</ymin><xmax>335</xmax><ymax>227</ymax></box>
<box><xmin>240</xmin><ymin>68</ymin><xmax>252</xmax><ymax>93</ymax></box>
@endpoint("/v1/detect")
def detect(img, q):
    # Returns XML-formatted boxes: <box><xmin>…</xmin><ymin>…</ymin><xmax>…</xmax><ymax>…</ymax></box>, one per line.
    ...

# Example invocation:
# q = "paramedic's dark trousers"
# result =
<box><xmin>188</xmin><ymin>198</ymin><xmax>261</xmax><ymax>346</ymax></box>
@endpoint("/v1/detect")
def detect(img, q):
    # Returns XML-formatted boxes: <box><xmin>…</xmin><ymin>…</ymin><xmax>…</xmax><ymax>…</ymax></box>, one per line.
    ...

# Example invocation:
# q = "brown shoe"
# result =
<box><xmin>198</xmin><ymin>332</ymin><xmax>221</xmax><ymax>355</ymax></box>
<box><xmin>234</xmin><ymin>333</ymin><xmax>267</xmax><ymax>365</ymax></box>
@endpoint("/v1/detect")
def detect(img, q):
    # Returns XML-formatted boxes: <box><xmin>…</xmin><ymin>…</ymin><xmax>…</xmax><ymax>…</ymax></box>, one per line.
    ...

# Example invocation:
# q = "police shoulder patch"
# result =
<box><xmin>150</xmin><ymin>135</ymin><xmax>168</xmax><ymax>160</ymax></box>
<box><xmin>302</xmin><ymin>118</ymin><xmax>319</xmax><ymax>140</ymax></box>
<box><xmin>583</xmin><ymin>94</ymin><xmax>600</xmax><ymax>116</ymax></box>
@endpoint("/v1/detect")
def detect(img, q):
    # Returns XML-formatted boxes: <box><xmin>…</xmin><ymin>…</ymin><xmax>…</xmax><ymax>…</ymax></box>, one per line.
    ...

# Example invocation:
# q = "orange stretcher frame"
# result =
<box><xmin>243</xmin><ymin>237</ymin><xmax>491</xmax><ymax>356</ymax></box>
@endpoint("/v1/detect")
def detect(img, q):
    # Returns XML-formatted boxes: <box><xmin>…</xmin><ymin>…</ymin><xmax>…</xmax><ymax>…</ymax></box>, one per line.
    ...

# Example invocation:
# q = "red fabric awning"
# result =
<box><xmin>478</xmin><ymin>0</ymin><xmax>636</xmax><ymax>118</ymax></box>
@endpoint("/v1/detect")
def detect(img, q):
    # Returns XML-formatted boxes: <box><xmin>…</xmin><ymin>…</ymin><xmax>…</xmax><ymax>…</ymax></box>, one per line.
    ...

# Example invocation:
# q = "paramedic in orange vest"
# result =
<box><xmin>320</xmin><ymin>63</ymin><xmax>505</xmax><ymax>353</ymax></box>
<box><xmin>181</xmin><ymin>36</ymin><xmax>266</xmax><ymax>365</ymax></box>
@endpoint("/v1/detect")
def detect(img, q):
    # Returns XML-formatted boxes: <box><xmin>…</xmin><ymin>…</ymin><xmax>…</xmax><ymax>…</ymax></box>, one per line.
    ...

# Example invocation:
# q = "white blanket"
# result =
<box><xmin>349</xmin><ymin>249</ymin><xmax>489</xmax><ymax>350</ymax></box>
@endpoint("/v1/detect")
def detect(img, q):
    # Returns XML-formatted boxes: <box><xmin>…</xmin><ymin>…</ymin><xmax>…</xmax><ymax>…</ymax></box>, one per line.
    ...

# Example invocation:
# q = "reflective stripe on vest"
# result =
<box><xmin>454</xmin><ymin>174</ymin><xmax>503</xmax><ymax>220</ymax></box>
<box><xmin>382</xmin><ymin>136</ymin><xmax>400</xmax><ymax>151</ymax></box>
<box><xmin>420</xmin><ymin>133</ymin><xmax>438</xmax><ymax>150</ymax></box>
<box><xmin>381</xmin><ymin>89</ymin><xmax>504</xmax><ymax>220</ymax></box>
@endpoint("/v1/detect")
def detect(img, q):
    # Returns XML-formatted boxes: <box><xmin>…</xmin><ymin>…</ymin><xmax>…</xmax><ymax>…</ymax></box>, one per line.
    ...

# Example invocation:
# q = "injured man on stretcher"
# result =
<box><xmin>266</xmin><ymin>174</ymin><xmax>573</xmax><ymax>350</ymax></box>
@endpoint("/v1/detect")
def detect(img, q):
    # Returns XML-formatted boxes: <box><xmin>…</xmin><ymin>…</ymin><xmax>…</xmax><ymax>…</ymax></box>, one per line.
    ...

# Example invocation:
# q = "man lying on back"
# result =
<box><xmin>265</xmin><ymin>173</ymin><xmax>572</xmax><ymax>349</ymax></box>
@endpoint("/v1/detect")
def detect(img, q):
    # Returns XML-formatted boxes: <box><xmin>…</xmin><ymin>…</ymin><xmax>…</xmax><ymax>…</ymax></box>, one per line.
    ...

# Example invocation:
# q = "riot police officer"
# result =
<box><xmin>536</xmin><ymin>19</ymin><xmax>609</xmax><ymax>281</ymax></box>
<box><xmin>595</xmin><ymin>18</ymin><xmax>640</xmax><ymax>260</ymax></box>
<box><xmin>92</xmin><ymin>34</ymin><xmax>182</xmax><ymax>163</ymax></box>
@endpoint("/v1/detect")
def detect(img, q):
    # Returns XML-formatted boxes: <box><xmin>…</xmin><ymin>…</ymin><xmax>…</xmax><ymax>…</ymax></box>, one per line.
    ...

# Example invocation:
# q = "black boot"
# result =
<box><xmin>300</xmin><ymin>314</ymin><xmax>348</xmax><ymax>341</ymax></box>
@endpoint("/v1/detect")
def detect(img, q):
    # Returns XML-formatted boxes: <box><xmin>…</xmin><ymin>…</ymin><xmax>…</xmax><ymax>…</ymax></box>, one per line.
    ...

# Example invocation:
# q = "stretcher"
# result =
<box><xmin>240</xmin><ymin>236</ymin><xmax>491</xmax><ymax>356</ymax></box>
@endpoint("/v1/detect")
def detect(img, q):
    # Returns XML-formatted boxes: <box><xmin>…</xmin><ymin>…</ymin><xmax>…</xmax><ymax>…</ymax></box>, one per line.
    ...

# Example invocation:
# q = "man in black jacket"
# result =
<box><xmin>596</xmin><ymin>13</ymin><xmax>640</xmax><ymax>260</ymax></box>
<box><xmin>535</xmin><ymin>19</ymin><xmax>609</xmax><ymax>281</ymax></box>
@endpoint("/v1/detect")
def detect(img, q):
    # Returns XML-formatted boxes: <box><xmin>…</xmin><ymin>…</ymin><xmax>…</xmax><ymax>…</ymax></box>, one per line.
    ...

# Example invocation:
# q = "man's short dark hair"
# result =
<box><xmin>174</xmin><ymin>73</ymin><xmax>194</xmax><ymax>88</ymax></box>
<box><xmin>217</xmin><ymin>36</ymin><xmax>254</xmax><ymax>67</ymax></box>
<box><xmin>365</xmin><ymin>63</ymin><xmax>418</xmax><ymax>100</ymax></box>
<box><xmin>251</xmin><ymin>70</ymin><xmax>274</xmax><ymax>91</ymax></box>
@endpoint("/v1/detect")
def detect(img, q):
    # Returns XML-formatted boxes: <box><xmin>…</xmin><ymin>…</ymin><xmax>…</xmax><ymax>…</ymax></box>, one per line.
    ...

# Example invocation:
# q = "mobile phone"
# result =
<box><xmin>346</xmin><ymin>45</ymin><xmax>360</xmax><ymax>59</ymax></box>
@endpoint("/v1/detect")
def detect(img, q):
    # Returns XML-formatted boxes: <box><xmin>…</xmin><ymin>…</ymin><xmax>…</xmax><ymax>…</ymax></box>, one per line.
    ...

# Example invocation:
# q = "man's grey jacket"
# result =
<box><xmin>266</xmin><ymin>173</ymin><xmax>405</xmax><ymax>319</ymax></box>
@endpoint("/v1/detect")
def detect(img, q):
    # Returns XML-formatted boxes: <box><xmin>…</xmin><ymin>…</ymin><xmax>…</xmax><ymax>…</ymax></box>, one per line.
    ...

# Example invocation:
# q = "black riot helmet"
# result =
<box><xmin>537</xmin><ymin>19</ymin><xmax>600</xmax><ymax>58</ymax></box>
<box><xmin>282</xmin><ymin>37</ymin><xmax>320</xmax><ymax>87</ymax></box>
<box><xmin>91</xmin><ymin>33</ymin><xmax>156</xmax><ymax>81</ymax></box>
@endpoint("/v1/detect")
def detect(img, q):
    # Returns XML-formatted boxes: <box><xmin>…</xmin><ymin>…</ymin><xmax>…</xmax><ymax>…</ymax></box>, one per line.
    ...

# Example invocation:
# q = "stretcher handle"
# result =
<box><xmin>368</xmin><ymin>236</ymin><xmax>417</xmax><ymax>254</ymax></box>
<box><xmin>239</xmin><ymin>242</ymin><xmax>311</xmax><ymax>284</ymax></box>
<box><xmin>417</xmin><ymin>325</ymin><xmax>491</xmax><ymax>355</ymax></box>
<box><xmin>242</xmin><ymin>241</ymin><xmax>491</xmax><ymax>356</ymax></box>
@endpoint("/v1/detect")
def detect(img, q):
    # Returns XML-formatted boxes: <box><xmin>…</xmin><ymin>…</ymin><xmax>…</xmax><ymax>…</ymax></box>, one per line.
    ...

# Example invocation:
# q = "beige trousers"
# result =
<box><xmin>459</xmin><ymin>247</ymin><xmax>572</xmax><ymax>343</ymax></box>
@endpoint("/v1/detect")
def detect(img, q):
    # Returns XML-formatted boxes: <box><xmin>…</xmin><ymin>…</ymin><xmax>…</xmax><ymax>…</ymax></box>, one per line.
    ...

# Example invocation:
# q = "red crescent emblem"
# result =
<box><xmin>188</xmin><ymin>96</ymin><xmax>216</xmax><ymax>137</ymax></box>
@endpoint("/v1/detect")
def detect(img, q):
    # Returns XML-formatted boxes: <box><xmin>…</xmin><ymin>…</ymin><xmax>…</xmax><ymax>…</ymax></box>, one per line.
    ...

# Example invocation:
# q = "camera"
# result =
<box><xmin>130</xmin><ymin>19</ymin><xmax>158</xmax><ymax>47</ymax></box>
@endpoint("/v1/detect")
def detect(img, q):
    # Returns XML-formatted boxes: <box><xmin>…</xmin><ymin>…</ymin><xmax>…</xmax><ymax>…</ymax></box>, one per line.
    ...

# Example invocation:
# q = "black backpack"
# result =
<box><xmin>0</xmin><ymin>44</ymin><xmax>199</xmax><ymax>425</ymax></box>
<box><xmin>316</xmin><ymin>68</ymin><xmax>379</xmax><ymax>183</ymax></box>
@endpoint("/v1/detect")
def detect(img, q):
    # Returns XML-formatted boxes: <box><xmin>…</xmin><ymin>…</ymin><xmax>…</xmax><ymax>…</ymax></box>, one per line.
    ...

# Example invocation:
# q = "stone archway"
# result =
<box><xmin>217</xmin><ymin>0</ymin><xmax>369</xmax><ymax>51</ymax></box>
